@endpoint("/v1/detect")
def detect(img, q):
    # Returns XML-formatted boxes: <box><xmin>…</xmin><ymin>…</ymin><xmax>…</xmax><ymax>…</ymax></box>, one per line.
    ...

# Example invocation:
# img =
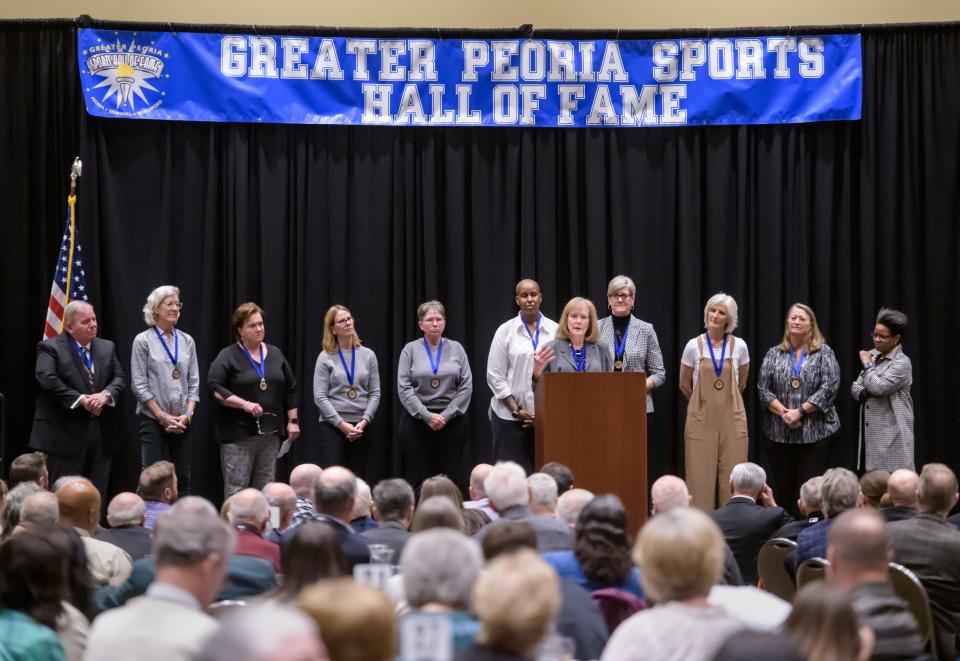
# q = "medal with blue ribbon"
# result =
<box><xmin>242</xmin><ymin>342</ymin><xmax>268</xmax><ymax>390</ymax></box>
<box><xmin>614</xmin><ymin>318</ymin><xmax>631</xmax><ymax>371</ymax></box>
<box><xmin>154</xmin><ymin>327</ymin><xmax>180</xmax><ymax>379</ymax></box>
<box><xmin>339</xmin><ymin>347</ymin><xmax>358</xmax><ymax>399</ymax></box>
<box><xmin>423</xmin><ymin>338</ymin><xmax>443</xmax><ymax>388</ymax></box>
<box><xmin>521</xmin><ymin>312</ymin><xmax>542</xmax><ymax>351</ymax></box>
<box><xmin>790</xmin><ymin>348</ymin><xmax>807</xmax><ymax>389</ymax></box>
<box><xmin>705</xmin><ymin>333</ymin><xmax>727</xmax><ymax>390</ymax></box>
<box><xmin>570</xmin><ymin>343</ymin><xmax>586</xmax><ymax>372</ymax></box>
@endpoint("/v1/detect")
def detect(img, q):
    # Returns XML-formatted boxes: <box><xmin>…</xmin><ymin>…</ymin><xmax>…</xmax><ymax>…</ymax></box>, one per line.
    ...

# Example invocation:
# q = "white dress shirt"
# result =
<box><xmin>486</xmin><ymin>313</ymin><xmax>558</xmax><ymax>421</ymax></box>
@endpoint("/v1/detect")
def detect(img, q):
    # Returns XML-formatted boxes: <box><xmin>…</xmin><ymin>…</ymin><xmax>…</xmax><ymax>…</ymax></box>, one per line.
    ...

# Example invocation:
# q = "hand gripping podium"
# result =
<box><xmin>534</xmin><ymin>372</ymin><xmax>648</xmax><ymax>531</ymax></box>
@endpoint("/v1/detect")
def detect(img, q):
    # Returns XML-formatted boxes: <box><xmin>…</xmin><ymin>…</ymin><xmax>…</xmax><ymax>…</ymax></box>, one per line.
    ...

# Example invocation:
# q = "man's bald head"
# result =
<box><xmin>171</xmin><ymin>496</ymin><xmax>219</xmax><ymax>517</ymax></box>
<box><xmin>651</xmin><ymin>475</ymin><xmax>691</xmax><ymax>515</ymax></box>
<box><xmin>556</xmin><ymin>488</ymin><xmax>594</xmax><ymax>527</ymax></box>
<box><xmin>515</xmin><ymin>279</ymin><xmax>541</xmax><ymax>296</ymax></box>
<box><xmin>315</xmin><ymin>466</ymin><xmax>356</xmax><ymax>522</ymax></box>
<box><xmin>57</xmin><ymin>478</ymin><xmax>101</xmax><ymax>532</ymax></box>
<box><xmin>263</xmin><ymin>482</ymin><xmax>297</xmax><ymax>531</ymax></box>
<box><xmin>106</xmin><ymin>492</ymin><xmax>145</xmax><ymax>528</ymax></box>
<box><xmin>229</xmin><ymin>489</ymin><xmax>270</xmax><ymax>530</ymax></box>
<box><xmin>886</xmin><ymin>469</ymin><xmax>919</xmax><ymax>509</ymax></box>
<box><xmin>289</xmin><ymin>463</ymin><xmax>322</xmax><ymax>500</ymax></box>
<box><xmin>827</xmin><ymin>509</ymin><xmax>890</xmax><ymax>586</ymax></box>
<box><xmin>470</xmin><ymin>463</ymin><xmax>494</xmax><ymax>500</ymax></box>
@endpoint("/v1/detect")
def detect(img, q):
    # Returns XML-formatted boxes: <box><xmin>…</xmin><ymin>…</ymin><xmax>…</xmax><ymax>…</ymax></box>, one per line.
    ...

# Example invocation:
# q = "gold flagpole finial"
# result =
<box><xmin>69</xmin><ymin>157</ymin><xmax>82</xmax><ymax>197</ymax></box>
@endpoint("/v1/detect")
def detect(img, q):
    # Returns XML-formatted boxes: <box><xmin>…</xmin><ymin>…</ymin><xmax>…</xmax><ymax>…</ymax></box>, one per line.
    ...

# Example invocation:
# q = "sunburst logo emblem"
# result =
<box><xmin>84</xmin><ymin>34</ymin><xmax>168</xmax><ymax>114</ymax></box>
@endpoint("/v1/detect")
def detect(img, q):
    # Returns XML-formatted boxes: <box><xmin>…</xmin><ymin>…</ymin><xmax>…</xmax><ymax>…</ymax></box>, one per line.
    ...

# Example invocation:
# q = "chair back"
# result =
<box><xmin>758</xmin><ymin>537</ymin><xmax>797</xmax><ymax>601</ymax></box>
<box><xmin>207</xmin><ymin>599</ymin><xmax>248</xmax><ymax>619</ymax></box>
<box><xmin>796</xmin><ymin>557</ymin><xmax>829</xmax><ymax>589</ymax></box>
<box><xmin>590</xmin><ymin>587</ymin><xmax>646</xmax><ymax>634</ymax></box>
<box><xmin>888</xmin><ymin>562</ymin><xmax>934</xmax><ymax>649</ymax></box>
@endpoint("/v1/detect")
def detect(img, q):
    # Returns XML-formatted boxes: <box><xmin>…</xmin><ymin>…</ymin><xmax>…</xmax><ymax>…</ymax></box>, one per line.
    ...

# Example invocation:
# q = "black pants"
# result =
<box><xmin>399</xmin><ymin>410</ymin><xmax>465</xmax><ymax>495</ymax></box>
<box><xmin>764</xmin><ymin>435</ymin><xmax>835</xmax><ymax>518</ymax></box>
<box><xmin>139</xmin><ymin>414</ymin><xmax>192</xmax><ymax>495</ymax></box>
<box><xmin>490</xmin><ymin>410</ymin><xmax>534</xmax><ymax>473</ymax></box>
<box><xmin>46</xmin><ymin>441</ymin><xmax>110</xmax><ymax>500</ymax></box>
<box><xmin>317</xmin><ymin>420</ymin><xmax>371</xmax><ymax>481</ymax></box>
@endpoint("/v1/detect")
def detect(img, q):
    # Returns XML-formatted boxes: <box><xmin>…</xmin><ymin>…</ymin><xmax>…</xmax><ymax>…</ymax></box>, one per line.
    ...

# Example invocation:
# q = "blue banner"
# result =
<box><xmin>78</xmin><ymin>28</ymin><xmax>862</xmax><ymax>127</ymax></box>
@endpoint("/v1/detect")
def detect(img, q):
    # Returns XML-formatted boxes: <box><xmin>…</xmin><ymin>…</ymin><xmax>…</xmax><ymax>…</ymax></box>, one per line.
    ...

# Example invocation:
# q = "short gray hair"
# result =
<box><xmin>820</xmin><ymin>468</ymin><xmax>860</xmax><ymax>518</ymax></box>
<box><xmin>20</xmin><ymin>491</ymin><xmax>59</xmax><ymax>526</ymax></box>
<box><xmin>417</xmin><ymin>300</ymin><xmax>446</xmax><ymax>321</ymax></box>
<box><xmin>63</xmin><ymin>300</ymin><xmax>93</xmax><ymax>325</ymax></box>
<box><xmin>351</xmin><ymin>478</ymin><xmax>373</xmax><ymax>519</ymax></box>
<box><xmin>372</xmin><ymin>478</ymin><xmax>415</xmax><ymax>522</ymax></box>
<box><xmin>142</xmin><ymin>285</ymin><xmax>180</xmax><ymax>326</ymax></box>
<box><xmin>799</xmin><ymin>476</ymin><xmax>823</xmax><ymax>512</ymax></box>
<box><xmin>526</xmin><ymin>473</ymin><xmax>558</xmax><ymax>512</ymax></box>
<box><xmin>107</xmin><ymin>495</ymin><xmax>146</xmax><ymax>527</ymax></box>
<box><xmin>703</xmin><ymin>292</ymin><xmax>739</xmax><ymax>333</ymax></box>
<box><xmin>485</xmin><ymin>462</ymin><xmax>529</xmax><ymax>510</ymax></box>
<box><xmin>228</xmin><ymin>489</ymin><xmax>270</xmax><ymax>526</ymax></box>
<box><xmin>401</xmin><ymin>529</ymin><xmax>483</xmax><ymax>611</ymax></box>
<box><xmin>197</xmin><ymin>602</ymin><xmax>319</xmax><ymax>661</ymax></box>
<box><xmin>2</xmin><ymin>482</ymin><xmax>43</xmax><ymax>537</ymax></box>
<box><xmin>153</xmin><ymin>508</ymin><xmax>235</xmax><ymax>567</ymax></box>
<box><xmin>53</xmin><ymin>475</ymin><xmax>84</xmax><ymax>492</ymax></box>
<box><xmin>556</xmin><ymin>488</ymin><xmax>594</xmax><ymax>527</ymax></box>
<box><xmin>730</xmin><ymin>463</ymin><xmax>766</xmax><ymax>496</ymax></box>
<box><xmin>606</xmin><ymin>275</ymin><xmax>636</xmax><ymax>298</ymax></box>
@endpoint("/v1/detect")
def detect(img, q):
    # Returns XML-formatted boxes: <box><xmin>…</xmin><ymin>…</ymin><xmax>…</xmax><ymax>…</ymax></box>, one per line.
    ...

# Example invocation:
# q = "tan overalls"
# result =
<box><xmin>684</xmin><ymin>335</ymin><xmax>749</xmax><ymax>511</ymax></box>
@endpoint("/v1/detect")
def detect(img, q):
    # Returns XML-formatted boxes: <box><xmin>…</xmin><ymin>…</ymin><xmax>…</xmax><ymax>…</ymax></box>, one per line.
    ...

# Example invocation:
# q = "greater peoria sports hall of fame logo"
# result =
<box><xmin>82</xmin><ymin>32</ymin><xmax>170</xmax><ymax>117</ymax></box>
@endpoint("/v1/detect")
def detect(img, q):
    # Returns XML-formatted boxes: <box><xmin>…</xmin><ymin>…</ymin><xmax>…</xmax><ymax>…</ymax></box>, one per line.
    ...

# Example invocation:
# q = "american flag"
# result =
<box><xmin>43</xmin><ymin>201</ymin><xmax>88</xmax><ymax>339</ymax></box>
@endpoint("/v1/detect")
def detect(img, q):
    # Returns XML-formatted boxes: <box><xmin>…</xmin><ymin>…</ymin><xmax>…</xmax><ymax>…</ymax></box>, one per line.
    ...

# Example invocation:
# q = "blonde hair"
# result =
<box><xmin>556</xmin><ymin>297</ymin><xmax>600</xmax><ymax>343</ymax></box>
<box><xmin>778</xmin><ymin>303</ymin><xmax>826</xmax><ymax>353</ymax></box>
<box><xmin>142</xmin><ymin>285</ymin><xmax>180</xmax><ymax>326</ymax></box>
<box><xmin>299</xmin><ymin>578</ymin><xmax>396</xmax><ymax>661</ymax></box>
<box><xmin>322</xmin><ymin>305</ymin><xmax>362</xmax><ymax>353</ymax></box>
<box><xmin>703</xmin><ymin>292</ymin><xmax>738</xmax><ymax>333</ymax></box>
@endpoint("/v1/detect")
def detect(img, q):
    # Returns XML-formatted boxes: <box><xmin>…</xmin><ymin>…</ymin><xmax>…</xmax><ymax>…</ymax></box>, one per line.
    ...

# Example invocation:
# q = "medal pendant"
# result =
<box><xmin>171</xmin><ymin>367</ymin><xmax>181</xmax><ymax>380</ymax></box>
<box><xmin>259</xmin><ymin>379</ymin><xmax>268</xmax><ymax>391</ymax></box>
<box><xmin>430</xmin><ymin>377</ymin><xmax>441</xmax><ymax>389</ymax></box>
<box><xmin>714</xmin><ymin>379</ymin><xmax>724</xmax><ymax>390</ymax></box>
<box><xmin>347</xmin><ymin>387</ymin><xmax>358</xmax><ymax>400</ymax></box>
<box><xmin>614</xmin><ymin>359</ymin><xmax>623</xmax><ymax>371</ymax></box>
<box><xmin>791</xmin><ymin>378</ymin><xmax>801</xmax><ymax>389</ymax></box>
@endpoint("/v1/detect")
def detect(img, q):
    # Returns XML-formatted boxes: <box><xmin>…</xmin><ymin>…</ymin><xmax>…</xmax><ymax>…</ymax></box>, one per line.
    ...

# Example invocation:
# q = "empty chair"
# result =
<box><xmin>796</xmin><ymin>557</ymin><xmax>829</xmax><ymax>589</ymax></box>
<box><xmin>758</xmin><ymin>538</ymin><xmax>797</xmax><ymax>602</ymax></box>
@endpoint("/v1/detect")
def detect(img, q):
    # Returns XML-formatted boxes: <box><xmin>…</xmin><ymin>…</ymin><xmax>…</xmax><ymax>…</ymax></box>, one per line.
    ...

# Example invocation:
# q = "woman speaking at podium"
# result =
<box><xmin>532</xmin><ymin>297</ymin><xmax>612</xmax><ymax>384</ymax></box>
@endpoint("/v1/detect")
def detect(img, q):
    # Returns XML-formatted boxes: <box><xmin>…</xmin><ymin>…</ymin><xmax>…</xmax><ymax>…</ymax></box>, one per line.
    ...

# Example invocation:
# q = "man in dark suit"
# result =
<box><xmin>360</xmin><ymin>478</ymin><xmax>414</xmax><ymax>562</ymax></box>
<box><xmin>880</xmin><ymin>469</ymin><xmax>919</xmax><ymax>523</ymax></box>
<box><xmin>769</xmin><ymin>476</ymin><xmax>823</xmax><ymax>541</ymax></box>
<box><xmin>95</xmin><ymin>492</ymin><xmax>152</xmax><ymax>561</ymax></box>
<box><xmin>30</xmin><ymin>301</ymin><xmax>124</xmax><ymax>498</ymax></box>
<box><xmin>709</xmin><ymin>462</ymin><xmax>791</xmax><ymax>585</ymax></box>
<box><xmin>887</xmin><ymin>463</ymin><xmax>960</xmax><ymax>661</ymax></box>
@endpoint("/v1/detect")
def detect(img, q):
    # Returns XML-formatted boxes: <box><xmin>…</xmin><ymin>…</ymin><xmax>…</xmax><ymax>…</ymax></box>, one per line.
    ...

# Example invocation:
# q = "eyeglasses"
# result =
<box><xmin>163</xmin><ymin>302</ymin><xmax>183</xmax><ymax>310</ymax></box>
<box><xmin>872</xmin><ymin>332</ymin><xmax>893</xmax><ymax>340</ymax></box>
<box><xmin>334</xmin><ymin>316</ymin><xmax>354</xmax><ymax>326</ymax></box>
<box><xmin>255</xmin><ymin>412</ymin><xmax>281</xmax><ymax>435</ymax></box>
<box><xmin>610</xmin><ymin>293</ymin><xmax>634</xmax><ymax>301</ymax></box>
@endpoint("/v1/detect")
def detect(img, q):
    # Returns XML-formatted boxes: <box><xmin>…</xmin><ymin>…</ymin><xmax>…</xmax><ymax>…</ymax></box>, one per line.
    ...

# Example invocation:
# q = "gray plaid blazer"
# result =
<box><xmin>851</xmin><ymin>344</ymin><xmax>914</xmax><ymax>471</ymax></box>
<box><xmin>598</xmin><ymin>315</ymin><xmax>666</xmax><ymax>412</ymax></box>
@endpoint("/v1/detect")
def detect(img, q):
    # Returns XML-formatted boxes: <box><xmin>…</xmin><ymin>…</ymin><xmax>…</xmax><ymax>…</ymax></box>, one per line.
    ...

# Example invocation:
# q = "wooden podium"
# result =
<box><xmin>534</xmin><ymin>372</ymin><xmax>648</xmax><ymax>532</ymax></box>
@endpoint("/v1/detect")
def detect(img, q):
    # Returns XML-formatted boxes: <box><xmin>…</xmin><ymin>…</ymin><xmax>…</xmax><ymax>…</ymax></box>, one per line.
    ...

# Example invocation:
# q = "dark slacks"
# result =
<box><xmin>399</xmin><ymin>410</ymin><xmax>465</xmax><ymax>495</ymax></box>
<box><xmin>139</xmin><ymin>414</ymin><xmax>193</xmax><ymax>495</ymax></box>
<box><xmin>317</xmin><ymin>420</ymin><xmax>371</xmax><ymax>481</ymax></box>
<box><xmin>764</xmin><ymin>434</ymin><xmax>835</xmax><ymax>518</ymax></box>
<box><xmin>490</xmin><ymin>410</ymin><xmax>534</xmax><ymax>474</ymax></box>
<box><xmin>46</xmin><ymin>440</ymin><xmax>110</xmax><ymax>500</ymax></box>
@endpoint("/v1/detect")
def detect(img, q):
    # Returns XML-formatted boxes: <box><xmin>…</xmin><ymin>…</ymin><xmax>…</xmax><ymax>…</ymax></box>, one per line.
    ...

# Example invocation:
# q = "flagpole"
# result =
<box><xmin>61</xmin><ymin>157</ymin><xmax>82</xmax><ymax>331</ymax></box>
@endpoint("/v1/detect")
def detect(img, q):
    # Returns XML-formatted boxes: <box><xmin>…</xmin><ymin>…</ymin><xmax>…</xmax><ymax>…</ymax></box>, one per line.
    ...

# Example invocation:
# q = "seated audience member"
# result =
<box><xmin>283</xmin><ymin>465</ymin><xmax>370</xmax><ymax>567</ymax></box>
<box><xmin>85</xmin><ymin>507</ymin><xmax>235</xmax><ymax>661</ymax></box>
<box><xmin>420</xmin><ymin>475</ymin><xmax>487</xmax><ymax>535</ymax></box>
<box><xmin>456</xmin><ymin>549</ymin><xmax>561</xmax><ymax>661</ymax></box>
<box><xmin>197</xmin><ymin>602</ymin><xmax>327</xmax><ymax>661</ymax></box>
<box><xmin>398</xmin><ymin>529</ymin><xmax>483</xmax><ymax>655</ymax></box>
<box><xmin>8</xmin><ymin>451</ymin><xmax>50</xmax><ymax>490</ymax></box>
<box><xmin>411</xmin><ymin>496</ymin><xmax>464</xmax><ymax>533</ymax></box>
<box><xmin>826</xmin><ymin>508</ymin><xmax>924</xmax><ymax>660</ymax></box>
<box><xmin>262</xmin><ymin>482</ymin><xmax>298</xmax><ymax>544</ymax></box>
<box><xmin>480</xmin><ymin>523</ymin><xmax>608</xmax><ymax>661</ymax></box>
<box><xmin>887</xmin><ymin>463</ymin><xmax>960</xmax><ymax>661</ymax></box>
<box><xmin>138</xmin><ymin>460</ymin><xmax>178</xmax><ymax>530</ymax></box>
<box><xmin>527</xmin><ymin>472</ymin><xmax>560</xmax><ymax>517</ymax></box>
<box><xmin>361</xmin><ymin>478</ymin><xmax>414</xmax><ymax>559</ymax></box>
<box><xmin>881</xmin><ymin>469</ymin><xmax>920</xmax><ymax>523</ymax></box>
<box><xmin>600</xmin><ymin>508</ymin><xmax>744</xmax><ymax>661</ymax></box>
<box><xmin>269</xmin><ymin>522</ymin><xmax>347</xmax><ymax>602</ymax></box>
<box><xmin>93</xmin><ymin>497</ymin><xmax>276</xmax><ymax>613</ymax></box>
<box><xmin>463</xmin><ymin>463</ymin><xmax>498</xmax><ymax>521</ymax></box>
<box><xmin>57</xmin><ymin>478</ymin><xmax>132</xmax><ymax>587</ymax></box>
<box><xmin>18</xmin><ymin>490</ymin><xmax>60</xmax><ymax>532</ymax></box>
<box><xmin>288</xmin><ymin>463</ymin><xmax>322</xmax><ymax>528</ymax></box>
<box><xmin>300</xmin><ymin>578</ymin><xmax>395</xmax><ymax>661</ymax></box>
<box><xmin>794</xmin><ymin>467</ymin><xmax>860</xmax><ymax>570</ymax></box>
<box><xmin>229</xmin><ymin>488</ymin><xmax>281</xmax><ymax>573</ymax></box>
<box><xmin>543</xmin><ymin>494</ymin><xmax>644</xmax><ymax>599</ymax></box>
<box><xmin>474</xmin><ymin>462</ymin><xmax>573</xmax><ymax>552</ymax></box>
<box><xmin>859</xmin><ymin>469</ymin><xmax>891</xmax><ymax>509</ymax></box>
<box><xmin>708</xmin><ymin>463</ymin><xmax>790</xmax><ymax>585</ymax></box>
<box><xmin>350</xmin><ymin>477</ymin><xmax>378</xmax><ymax>533</ymax></box>
<box><xmin>95</xmin><ymin>492</ymin><xmax>152</xmax><ymax>561</ymax></box>
<box><xmin>783</xmin><ymin>583</ymin><xmax>873</xmax><ymax>661</ymax></box>
<box><xmin>712</xmin><ymin>631</ymin><xmax>804</xmax><ymax>661</ymax></box>
<box><xmin>1</xmin><ymin>482</ymin><xmax>43</xmax><ymax>540</ymax></box>
<box><xmin>0</xmin><ymin>526</ymin><xmax>74</xmax><ymax>660</ymax></box>
<box><xmin>769</xmin><ymin>476</ymin><xmax>824</xmax><ymax>541</ymax></box>
<box><xmin>540</xmin><ymin>461</ymin><xmax>574</xmax><ymax>495</ymax></box>
<box><xmin>556</xmin><ymin>488</ymin><xmax>594</xmax><ymax>529</ymax></box>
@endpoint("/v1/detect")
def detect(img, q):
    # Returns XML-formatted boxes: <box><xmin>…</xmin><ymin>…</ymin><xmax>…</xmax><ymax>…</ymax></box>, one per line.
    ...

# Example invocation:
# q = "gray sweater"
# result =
<box><xmin>397</xmin><ymin>338</ymin><xmax>473</xmax><ymax>421</ymax></box>
<box><xmin>312</xmin><ymin>346</ymin><xmax>380</xmax><ymax>426</ymax></box>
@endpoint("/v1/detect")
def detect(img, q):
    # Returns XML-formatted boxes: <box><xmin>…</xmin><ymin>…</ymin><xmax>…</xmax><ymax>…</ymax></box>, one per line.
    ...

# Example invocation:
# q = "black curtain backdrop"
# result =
<box><xmin>1</xmin><ymin>19</ymin><xmax>958</xmax><ymax>508</ymax></box>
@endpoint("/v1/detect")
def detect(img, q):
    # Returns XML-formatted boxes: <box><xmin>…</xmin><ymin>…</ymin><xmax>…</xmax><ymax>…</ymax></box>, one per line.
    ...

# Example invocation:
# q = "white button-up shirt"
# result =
<box><xmin>486</xmin><ymin>313</ymin><xmax>558</xmax><ymax>420</ymax></box>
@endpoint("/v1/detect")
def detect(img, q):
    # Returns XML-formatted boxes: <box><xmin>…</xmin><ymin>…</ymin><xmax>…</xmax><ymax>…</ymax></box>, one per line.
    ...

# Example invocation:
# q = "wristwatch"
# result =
<box><xmin>289</xmin><ymin>417</ymin><xmax>299</xmax><ymax>424</ymax></box>
<box><xmin>511</xmin><ymin>409</ymin><xmax>521</xmax><ymax>419</ymax></box>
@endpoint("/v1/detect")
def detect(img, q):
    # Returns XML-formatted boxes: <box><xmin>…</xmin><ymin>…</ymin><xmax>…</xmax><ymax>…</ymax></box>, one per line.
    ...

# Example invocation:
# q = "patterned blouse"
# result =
<box><xmin>757</xmin><ymin>344</ymin><xmax>841</xmax><ymax>444</ymax></box>
<box><xmin>130</xmin><ymin>327</ymin><xmax>200</xmax><ymax>418</ymax></box>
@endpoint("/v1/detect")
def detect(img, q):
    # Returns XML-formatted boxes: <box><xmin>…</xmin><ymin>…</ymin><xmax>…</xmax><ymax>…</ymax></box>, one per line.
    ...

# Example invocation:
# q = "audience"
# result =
<box><xmin>262</xmin><ymin>481</ymin><xmax>298</xmax><ymax>544</ymax></box>
<box><xmin>475</xmin><ymin>461</ymin><xmax>573</xmax><ymax>552</ymax></box>
<box><xmin>361</xmin><ymin>478</ymin><xmax>414</xmax><ymax>558</ymax></box>
<box><xmin>887</xmin><ymin>462</ymin><xmax>960</xmax><ymax>660</ymax></box>
<box><xmin>420</xmin><ymin>475</ymin><xmax>488</xmax><ymax>534</ymax></box>
<box><xmin>85</xmin><ymin>506</ymin><xmax>235</xmax><ymax>660</ymax></box>
<box><xmin>290</xmin><ymin>465</ymin><xmax>370</xmax><ymax>567</ymax></box>
<box><xmin>794</xmin><ymin>467</ymin><xmax>860</xmax><ymax>570</ymax></box>
<box><xmin>881</xmin><ymin>468</ymin><xmax>920</xmax><ymax>523</ymax></box>
<box><xmin>411</xmin><ymin>495</ymin><xmax>464</xmax><ymax>533</ymax></box>
<box><xmin>288</xmin><ymin>463</ymin><xmax>322</xmax><ymax>528</ymax></box>
<box><xmin>1</xmin><ymin>481</ymin><xmax>43</xmax><ymax>540</ymax></box>
<box><xmin>9</xmin><ymin>451</ymin><xmax>50</xmax><ymax>490</ymax></box>
<box><xmin>269</xmin><ymin>522</ymin><xmax>347</xmax><ymax>602</ymax></box>
<box><xmin>770</xmin><ymin>475</ymin><xmax>824</xmax><ymax>540</ymax></box>
<box><xmin>826</xmin><ymin>508</ymin><xmax>924</xmax><ymax>660</ymax></box>
<box><xmin>299</xmin><ymin>578</ymin><xmax>396</xmax><ymax>661</ymax></box>
<box><xmin>540</xmin><ymin>461</ymin><xmax>574</xmax><ymax>495</ymax></box>
<box><xmin>197</xmin><ymin>602</ymin><xmax>328</xmax><ymax>661</ymax></box>
<box><xmin>526</xmin><ymin>472</ymin><xmax>560</xmax><ymax>517</ymax></box>
<box><xmin>138</xmin><ymin>460</ymin><xmax>178</xmax><ymax>530</ymax></box>
<box><xmin>95</xmin><ymin>492</ymin><xmax>151</xmax><ymax>561</ymax></box>
<box><xmin>349</xmin><ymin>478</ymin><xmax>378</xmax><ymax>533</ymax></box>
<box><xmin>709</xmin><ymin>462</ymin><xmax>790</xmax><ymax>585</ymax></box>
<box><xmin>783</xmin><ymin>583</ymin><xmax>873</xmax><ymax>661</ymax></box>
<box><xmin>57</xmin><ymin>478</ymin><xmax>132</xmax><ymax>587</ymax></box>
<box><xmin>229</xmin><ymin>488</ymin><xmax>281</xmax><ymax>573</ymax></box>
<box><xmin>859</xmin><ymin>469</ymin><xmax>891</xmax><ymax>509</ymax></box>
<box><xmin>600</xmin><ymin>508</ymin><xmax>743</xmax><ymax>660</ymax></box>
<box><xmin>463</xmin><ymin>463</ymin><xmax>498</xmax><ymax>521</ymax></box>
<box><xmin>19</xmin><ymin>490</ymin><xmax>60</xmax><ymax>531</ymax></box>
<box><xmin>556</xmin><ymin>487</ymin><xmax>594</xmax><ymax>528</ymax></box>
